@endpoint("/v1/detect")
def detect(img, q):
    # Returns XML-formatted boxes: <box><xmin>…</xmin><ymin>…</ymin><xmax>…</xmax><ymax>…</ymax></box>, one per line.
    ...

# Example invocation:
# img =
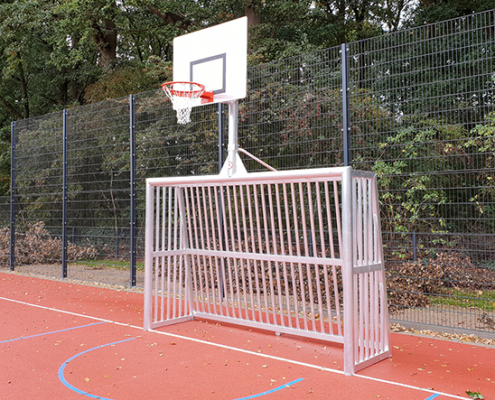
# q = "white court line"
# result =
<box><xmin>0</xmin><ymin>296</ymin><xmax>469</xmax><ymax>400</ymax></box>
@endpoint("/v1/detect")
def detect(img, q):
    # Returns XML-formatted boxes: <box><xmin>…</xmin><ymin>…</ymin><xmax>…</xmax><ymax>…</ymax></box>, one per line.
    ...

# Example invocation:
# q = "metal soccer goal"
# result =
<box><xmin>143</xmin><ymin>166</ymin><xmax>391</xmax><ymax>375</ymax></box>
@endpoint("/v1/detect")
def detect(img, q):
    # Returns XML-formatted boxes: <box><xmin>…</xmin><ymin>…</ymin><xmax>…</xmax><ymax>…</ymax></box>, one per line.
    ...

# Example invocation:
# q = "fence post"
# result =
<box><xmin>341</xmin><ymin>43</ymin><xmax>351</xmax><ymax>167</ymax></box>
<box><xmin>130</xmin><ymin>94</ymin><xmax>137</xmax><ymax>287</ymax></box>
<box><xmin>62</xmin><ymin>110</ymin><xmax>68</xmax><ymax>278</ymax></box>
<box><xmin>10</xmin><ymin>122</ymin><xmax>16</xmax><ymax>271</ymax></box>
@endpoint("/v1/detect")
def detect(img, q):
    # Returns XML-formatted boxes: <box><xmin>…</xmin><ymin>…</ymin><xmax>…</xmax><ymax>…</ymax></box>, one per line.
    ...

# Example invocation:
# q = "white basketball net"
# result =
<box><xmin>162</xmin><ymin>82</ymin><xmax>205</xmax><ymax>125</ymax></box>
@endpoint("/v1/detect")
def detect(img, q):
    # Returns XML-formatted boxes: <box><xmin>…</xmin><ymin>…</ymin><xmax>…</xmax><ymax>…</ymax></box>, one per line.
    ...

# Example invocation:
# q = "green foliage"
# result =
<box><xmin>411</xmin><ymin>0</ymin><xmax>495</xmax><ymax>26</ymax></box>
<box><xmin>84</xmin><ymin>57</ymin><xmax>172</xmax><ymax>103</ymax></box>
<box><xmin>465</xmin><ymin>112</ymin><xmax>495</xmax><ymax>222</ymax></box>
<box><xmin>466</xmin><ymin>390</ymin><xmax>485</xmax><ymax>400</ymax></box>
<box><xmin>0</xmin><ymin>126</ymin><xmax>11</xmax><ymax>196</ymax></box>
<box><xmin>370</xmin><ymin>118</ymin><xmax>478</xmax><ymax>238</ymax></box>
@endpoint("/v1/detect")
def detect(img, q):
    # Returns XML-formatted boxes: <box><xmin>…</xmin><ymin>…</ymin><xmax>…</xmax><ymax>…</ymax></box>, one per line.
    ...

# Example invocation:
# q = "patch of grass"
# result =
<box><xmin>480</xmin><ymin>261</ymin><xmax>495</xmax><ymax>271</ymax></box>
<box><xmin>69</xmin><ymin>259</ymin><xmax>145</xmax><ymax>270</ymax></box>
<box><xmin>429</xmin><ymin>288</ymin><xmax>495</xmax><ymax>311</ymax></box>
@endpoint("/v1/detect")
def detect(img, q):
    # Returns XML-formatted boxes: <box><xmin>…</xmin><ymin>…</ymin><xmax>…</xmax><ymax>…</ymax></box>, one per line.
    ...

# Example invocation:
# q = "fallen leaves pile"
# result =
<box><xmin>386</xmin><ymin>252</ymin><xmax>495</xmax><ymax>311</ymax></box>
<box><xmin>390</xmin><ymin>323</ymin><xmax>495</xmax><ymax>346</ymax></box>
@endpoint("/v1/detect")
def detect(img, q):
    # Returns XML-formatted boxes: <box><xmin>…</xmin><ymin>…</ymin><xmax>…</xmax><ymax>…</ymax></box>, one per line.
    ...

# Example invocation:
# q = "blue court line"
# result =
<box><xmin>233</xmin><ymin>378</ymin><xmax>304</xmax><ymax>400</ymax></box>
<box><xmin>0</xmin><ymin>321</ymin><xmax>107</xmax><ymax>344</ymax></box>
<box><xmin>424</xmin><ymin>394</ymin><xmax>439</xmax><ymax>400</ymax></box>
<box><xmin>58</xmin><ymin>338</ymin><xmax>136</xmax><ymax>400</ymax></box>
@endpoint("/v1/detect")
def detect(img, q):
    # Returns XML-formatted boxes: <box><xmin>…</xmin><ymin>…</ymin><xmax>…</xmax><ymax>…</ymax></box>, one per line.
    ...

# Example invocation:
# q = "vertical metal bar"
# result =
<box><xmin>291</xmin><ymin>183</ymin><xmax>307</xmax><ymax>330</ymax></box>
<box><xmin>342</xmin><ymin>167</ymin><xmax>355</xmax><ymax>375</ymax></box>
<box><xmin>218</xmin><ymin>104</ymin><xmax>227</xmax><ymax>299</ymax></box>
<box><xmin>266</xmin><ymin>184</ymin><xmax>280</xmax><ymax>325</ymax></box>
<box><xmin>326</xmin><ymin>181</ymin><xmax>342</xmax><ymax>336</ymax></box>
<box><xmin>341</xmin><ymin>43</ymin><xmax>351</xmax><ymax>167</ymax></box>
<box><xmin>246</xmin><ymin>184</ymin><xmax>261</xmax><ymax>322</ymax></box>
<box><xmin>219</xmin><ymin>103</ymin><xmax>224</xmax><ymax>171</ymax></box>
<box><xmin>276</xmin><ymin>183</ymin><xmax>292</xmax><ymax>328</ymax></box>
<box><xmin>240</xmin><ymin>185</ymin><xmax>255</xmax><ymax>320</ymax></box>
<box><xmin>268</xmin><ymin>184</ymin><xmax>283</xmax><ymax>327</ymax></box>
<box><xmin>155</xmin><ymin>187</ymin><xmax>160</xmax><ymax>322</ymax></box>
<box><xmin>202</xmin><ymin>186</ymin><xmax>218</xmax><ymax>314</ymax></box>
<box><xmin>116</xmin><ymin>227</ymin><xmax>119</xmax><ymax>259</ymax></box>
<box><xmin>363</xmin><ymin>180</ymin><xmax>369</xmax><ymax>265</ymax></box>
<box><xmin>62</xmin><ymin>110</ymin><xmax>68</xmax><ymax>278</ymax></box>
<box><xmin>161</xmin><ymin>188</ymin><xmax>166</xmax><ymax>321</ymax></box>
<box><xmin>143</xmin><ymin>181</ymin><xmax>154</xmax><ymax>330</ymax></box>
<box><xmin>226</xmin><ymin>185</ymin><xmax>239</xmax><ymax>318</ymax></box>
<box><xmin>172</xmin><ymin>190</ymin><xmax>179</xmax><ymax>318</ymax></box>
<box><xmin>167</xmin><ymin>188</ymin><xmax>173</xmax><ymax>318</ymax></box>
<box><xmin>260</xmin><ymin>184</ymin><xmax>275</xmax><ymax>324</ymax></box>
<box><xmin>363</xmin><ymin>272</ymin><xmax>369</xmax><ymax>359</ymax></box>
<box><xmin>196</xmin><ymin>187</ymin><xmax>211</xmax><ymax>314</ymax></box>
<box><xmin>254</xmin><ymin>184</ymin><xmax>269</xmax><ymax>323</ymax></box>
<box><xmin>233</xmin><ymin>185</ymin><xmax>248</xmax><ymax>317</ymax></box>
<box><xmin>283</xmin><ymin>183</ymin><xmax>299</xmax><ymax>329</ymax></box>
<box><xmin>357</xmin><ymin>179</ymin><xmax>363</xmax><ymax>266</ymax></box>
<box><xmin>412</xmin><ymin>231</ymin><xmax>417</xmax><ymax>261</ymax></box>
<box><xmin>177</xmin><ymin>188</ymin><xmax>190</xmax><ymax>318</ymax></box>
<box><xmin>372</xmin><ymin>271</ymin><xmax>379</xmax><ymax>354</ymax></box>
<box><xmin>185</xmin><ymin>188</ymin><xmax>200</xmax><ymax>312</ymax></box>
<box><xmin>10</xmin><ymin>122</ymin><xmax>16</xmax><ymax>271</ymax></box>
<box><xmin>300</xmin><ymin>182</ymin><xmax>316</xmax><ymax>331</ymax></box>
<box><xmin>315</xmin><ymin>183</ymin><xmax>328</xmax><ymax>333</ymax></box>
<box><xmin>191</xmin><ymin>187</ymin><xmax>206</xmax><ymax>313</ymax></box>
<box><xmin>208</xmin><ymin>186</ymin><xmax>223</xmax><ymax>315</ymax></box>
<box><xmin>367</xmin><ymin>180</ymin><xmax>373</xmax><ymax>265</ymax></box>
<box><xmin>213</xmin><ymin>185</ymin><xmax>228</xmax><ymax>312</ymax></box>
<box><xmin>219</xmin><ymin>185</ymin><xmax>232</xmax><ymax>318</ymax></box>
<box><xmin>130</xmin><ymin>94</ymin><xmax>137</xmax><ymax>287</ymax></box>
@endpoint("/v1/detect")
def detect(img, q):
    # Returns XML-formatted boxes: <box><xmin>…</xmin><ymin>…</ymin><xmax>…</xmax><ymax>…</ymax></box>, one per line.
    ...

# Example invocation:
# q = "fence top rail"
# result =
<box><xmin>351</xmin><ymin>170</ymin><xmax>377</xmax><ymax>179</ymax></box>
<box><xmin>146</xmin><ymin>166</ymin><xmax>352</xmax><ymax>187</ymax></box>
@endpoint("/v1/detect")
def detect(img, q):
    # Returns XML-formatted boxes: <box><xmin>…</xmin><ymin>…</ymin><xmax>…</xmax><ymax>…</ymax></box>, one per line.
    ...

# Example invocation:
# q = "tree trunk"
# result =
<box><xmin>245</xmin><ymin>1</ymin><xmax>261</xmax><ymax>31</ymax></box>
<box><xmin>17</xmin><ymin>57</ymin><xmax>29</xmax><ymax>118</ymax></box>
<box><xmin>93</xmin><ymin>19</ymin><xmax>117</xmax><ymax>68</ymax></box>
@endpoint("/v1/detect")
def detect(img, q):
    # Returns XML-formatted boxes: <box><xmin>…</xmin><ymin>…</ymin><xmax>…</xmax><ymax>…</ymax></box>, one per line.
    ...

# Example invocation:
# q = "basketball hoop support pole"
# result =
<box><xmin>227</xmin><ymin>100</ymin><xmax>238</xmax><ymax>176</ymax></box>
<box><xmin>221</xmin><ymin>100</ymin><xmax>247</xmax><ymax>177</ymax></box>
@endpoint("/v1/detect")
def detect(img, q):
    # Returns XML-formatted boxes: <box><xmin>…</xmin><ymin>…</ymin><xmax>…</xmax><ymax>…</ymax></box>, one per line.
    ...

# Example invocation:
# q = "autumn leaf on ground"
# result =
<box><xmin>466</xmin><ymin>390</ymin><xmax>484</xmax><ymax>399</ymax></box>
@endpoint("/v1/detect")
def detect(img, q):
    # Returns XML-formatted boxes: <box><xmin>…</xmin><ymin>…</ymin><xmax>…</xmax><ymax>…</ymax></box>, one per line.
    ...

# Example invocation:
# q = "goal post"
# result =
<box><xmin>143</xmin><ymin>166</ymin><xmax>391</xmax><ymax>375</ymax></box>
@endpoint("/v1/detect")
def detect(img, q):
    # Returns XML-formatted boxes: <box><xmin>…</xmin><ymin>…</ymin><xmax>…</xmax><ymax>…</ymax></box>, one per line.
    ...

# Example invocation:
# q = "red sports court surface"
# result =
<box><xmin>1</xmin><ymin>272</ymin><xmax>494</xmax><ymax>400</ymax></box>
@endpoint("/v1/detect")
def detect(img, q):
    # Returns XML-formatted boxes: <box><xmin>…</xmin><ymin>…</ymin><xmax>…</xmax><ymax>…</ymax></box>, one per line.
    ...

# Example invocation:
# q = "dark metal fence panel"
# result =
<box><xmin>240</xmin><ymin>47</ymin><xmax>343</xmax><ymax>171</ymax></box>
<box><xmin>65</xmin><ymin>98</ymin><xmax>132</xmax><ymax>285</ymax></box>
<box><xmin>10</xmin><ymin>113</ymin><xmax>64</xmax><ymax>277</ymax></box>
<box><xmin>133</xmin><ymin>89</ymin><xmax>221</xmax><ymax>281</ymax></box>
<box><xmin>0</xmin><ymin>195</ymin><xmax>11</xmax><ymax>268</ymax></box>
<box><xmin>133</xmin><ymin>89</ymin><xmax>220</xmax><ymax>179</ymax></box>
<box><xmin>348</xmin><ymin>11</ymin><xmax>495</xmax><ymax>334</ymax></box>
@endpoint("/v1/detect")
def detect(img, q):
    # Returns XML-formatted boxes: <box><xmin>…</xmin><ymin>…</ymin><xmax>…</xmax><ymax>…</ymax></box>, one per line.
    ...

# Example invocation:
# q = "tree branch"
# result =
<box><xmin>0</xmin><ymin>93</ymin><xmax>23</xmax><ymax>120</ymax></box>
<box><xmin>145</xmin><ymin>5</ymin><xmax>197</xmax><ymax>31</ymax></box>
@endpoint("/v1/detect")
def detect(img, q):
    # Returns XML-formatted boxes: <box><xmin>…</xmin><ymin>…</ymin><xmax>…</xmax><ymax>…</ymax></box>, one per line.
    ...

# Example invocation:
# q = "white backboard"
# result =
<box><xmin>173</xmin><ymin>17</ymin><xmax>247</xmax><ymax>105</ymax></box>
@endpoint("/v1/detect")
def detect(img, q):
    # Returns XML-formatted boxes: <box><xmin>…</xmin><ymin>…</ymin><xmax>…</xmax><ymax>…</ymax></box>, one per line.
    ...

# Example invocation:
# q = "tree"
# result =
<box><xmin>410</xmin><ymin>0</ymin><xmax>495</xmax><ymax>26</ymax></box>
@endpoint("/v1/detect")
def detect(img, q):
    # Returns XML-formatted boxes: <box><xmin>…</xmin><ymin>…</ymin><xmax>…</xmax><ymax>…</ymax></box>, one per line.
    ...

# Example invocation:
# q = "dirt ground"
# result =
<box><xmin>3</xmin><ymin>263</ymin><xmax>145</xmax><ymax>288</ymax></box>
<box><xmin>3</xmin><ymin>263</ymin><xmax>495</xmax><ymax>340</ymax></box>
